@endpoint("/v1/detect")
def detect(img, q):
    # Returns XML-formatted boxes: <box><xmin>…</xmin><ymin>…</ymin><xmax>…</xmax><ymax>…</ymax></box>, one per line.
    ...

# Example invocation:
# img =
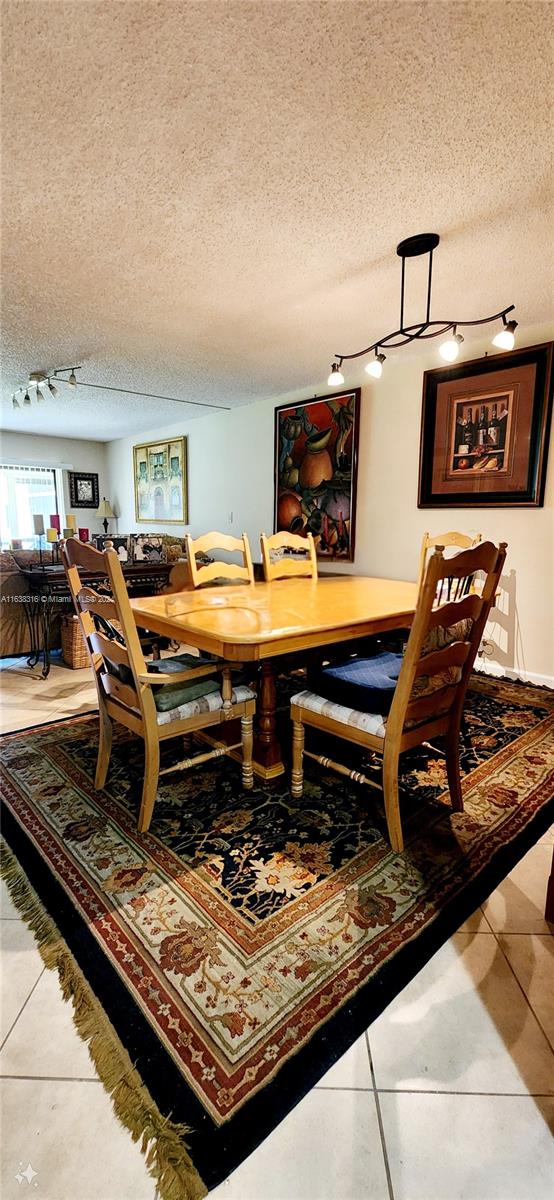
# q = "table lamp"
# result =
<box><xmin>96</xmin><ymin>498</ymin><xmax>115</xmax><ymax>535</ymax></box>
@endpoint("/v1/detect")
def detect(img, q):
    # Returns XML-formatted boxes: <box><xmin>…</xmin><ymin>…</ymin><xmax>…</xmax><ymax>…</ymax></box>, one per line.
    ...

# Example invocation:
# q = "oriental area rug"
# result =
<box><xmin>1</xmin><ymin>674</ymin><xmax>553</xmax><ymax>1199</ymax></box>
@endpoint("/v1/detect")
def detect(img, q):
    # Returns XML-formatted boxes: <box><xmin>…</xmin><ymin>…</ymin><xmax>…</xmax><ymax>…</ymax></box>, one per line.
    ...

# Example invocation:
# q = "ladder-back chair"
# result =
<box><xmin>291</xmin><ymin>540</ymin><xmax>507</xmax><ymax>853</ymax></box>
<box><xmin>62</xmin><ymin>539</ymin><xmax>256</xmax><ymax>832</ymax></box>
<box><xmin>418</xmin><ymin>530</ymin><xmax>481</xmax><ymax>589</ymax></box>
<box><xmin>260</xmin><ymin>531</ymin><xmax>318</xmax><ymax>581</ymax></box>
<box><xmin>184</xmin><ymin>532</ymin><xmax>255</xmax><ymax>588</ymax></box>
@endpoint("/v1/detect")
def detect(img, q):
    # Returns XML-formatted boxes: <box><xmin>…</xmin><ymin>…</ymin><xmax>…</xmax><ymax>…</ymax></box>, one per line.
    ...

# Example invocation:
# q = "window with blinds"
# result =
<box><xmin>0</xmin><ymin>464</ymin><xmax>60</xmax><ymax>548</ymax></box>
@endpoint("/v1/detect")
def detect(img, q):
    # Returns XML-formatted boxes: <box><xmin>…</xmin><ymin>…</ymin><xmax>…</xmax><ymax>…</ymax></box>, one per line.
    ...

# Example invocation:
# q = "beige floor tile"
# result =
<box><xmin>456</xmin><ymin>906</ymin><xmax>491</xmax><ymax>933</ymax></box>
<box><xmin>0</xmin><ymin>968</ymin><xmax>97</xmax><ymax>1079</ymax></box>
<box><xmin>538</xmin><ymin>823</ymin><xmax>554</xmax><ymax>845</ymax></box>
<box><xmin>380</xmin><ymin>1091</ymin><xmax>554</xmax><ymax>1200</ymax></box>
<box><xmin>0</xmin><ymin>922</ymin><xmax>44</xmax><ymax>1044</ymax></box>
<box><xmin>0</xmin><ymin>880</ymin><xmax>23</xmax><ymax>921</ymax></box>
<box><xmin>369</xmin><ymin>932</ymin><xmax>554</xmax><ymax>1095</ymax></box>
<box><xmin>315</xmin><ymin>1032</ymin><xmax>372</xmax><ymax>1089</ymax></box>
<box><xmin>210</xmin><ymin>1087</ymin><xmax>389</xmax><ymax>1199</ymax></box>
<box><xmin>498</xmin><ymin>934</ymin><xmax>554</xmax><ymax>1047</ymax></box>
<box><xmin>482</xmin><ymin>844</ymin><xmax>554</xmax><ymax>934</ymax></box>
<box><xmin>0</xmin><ymin>1078</ymin><xmax>155</xmax><ymax>1200</ymax></box>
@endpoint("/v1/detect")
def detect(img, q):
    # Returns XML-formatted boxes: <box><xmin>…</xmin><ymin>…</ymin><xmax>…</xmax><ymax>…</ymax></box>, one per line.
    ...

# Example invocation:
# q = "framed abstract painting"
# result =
<box><xmin>418</xmin><ymin>343</ymin><xmax>553</xmax><ymax>507</ymax></box>
<box><xmin>274</xmin><ymin>389</ymin><xmax>360</xmax><ymax>561</ymax></box>
<box><xmin>133</xmin><ymin>437</ymin><xmax>188</xmax><ymax>524</ymax></box>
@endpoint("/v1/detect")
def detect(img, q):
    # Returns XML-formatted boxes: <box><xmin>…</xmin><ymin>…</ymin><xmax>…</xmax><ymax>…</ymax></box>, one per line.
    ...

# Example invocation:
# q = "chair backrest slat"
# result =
<box><xmin>185</xmin><ymin>531</ymin><xmax>255</xmax><ymax>588</ymax></box>
<box><xmin>387</xmin><ymin>540</ymin><xmax>506</xmax><ymax>737</ymax></box>
<box><xmin>260</xmin><ymin>531</ymin><xmax>318</xmax><ymax>581</ymax></box>
<box><xmin>418</xmin><ymin>530</ymin><xmax>481</xmax><ymax>588</ymax></box>
<box><xmin>62</xmin><ymin>538</ymin><xmax>152</xmax><ymax>724</ymax></box>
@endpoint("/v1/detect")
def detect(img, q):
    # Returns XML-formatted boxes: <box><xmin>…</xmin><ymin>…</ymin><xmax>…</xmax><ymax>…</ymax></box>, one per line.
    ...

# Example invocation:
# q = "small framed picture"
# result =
<box><xmin>130</xmin><ymin>534</ymin><xmax>166</xmax><ymax>563</ymax></box>
<box><xmin>68</xmin><ymin>471</ymin><xmax>100</xmax><ymax>509</ymax></box>
<box><xmin>93</xmin><ymin>535</ymin><xmax>130</xmax><ymax>562</ymax></box>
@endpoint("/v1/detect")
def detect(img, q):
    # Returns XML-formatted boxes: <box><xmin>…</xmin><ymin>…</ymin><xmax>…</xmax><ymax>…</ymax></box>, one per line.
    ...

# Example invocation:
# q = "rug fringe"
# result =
<box><xmin>0</xmin><ymin>839</ymin><xmax>208</xmax><ymax>1200</ymax></box>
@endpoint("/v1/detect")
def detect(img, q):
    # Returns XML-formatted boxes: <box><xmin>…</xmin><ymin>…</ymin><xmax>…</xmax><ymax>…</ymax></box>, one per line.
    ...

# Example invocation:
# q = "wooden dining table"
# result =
<box><xmin>130</xmin><ymin>575</ymin><xmax>419</xmax><ymax>779</ymax></box>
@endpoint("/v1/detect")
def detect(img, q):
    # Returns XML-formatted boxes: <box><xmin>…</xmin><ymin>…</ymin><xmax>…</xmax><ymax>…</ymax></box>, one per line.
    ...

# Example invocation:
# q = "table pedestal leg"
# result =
<box><xmin>253</xmin><ymin>661</ymin><xmax>285</xmax><ymax>779</ymax></box>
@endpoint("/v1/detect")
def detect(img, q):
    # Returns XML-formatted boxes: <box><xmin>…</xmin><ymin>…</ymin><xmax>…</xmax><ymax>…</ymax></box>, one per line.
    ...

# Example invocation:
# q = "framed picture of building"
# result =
<box><xmin>274</xmin><ymin>389</ymin><xmax>360</xmax><ymax>561</ymax></box>
<box><xmin>418</xmin><ymin>343</ymin><xmax>553</xmax><ymax>507</ymax></box>
<box><xmin>133</xmin><ymin>437</ymin><xmax>188</xmax><ymax>523</ymax></box>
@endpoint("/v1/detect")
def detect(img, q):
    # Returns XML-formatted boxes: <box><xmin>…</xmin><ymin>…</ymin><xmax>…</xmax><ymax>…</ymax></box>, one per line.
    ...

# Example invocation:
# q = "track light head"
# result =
<box><xmin>23</xmin><ymin>390</ymin><xmax>31</xmax><ymax>406</ymax></box>
<box><xmin>439</xmin><ymin>331</ymin><xmax>464</xmax><ymax>362</ymax></box>
<box><xmin>365</xmin><ymin>351</ymin><xmax>386</xmax><ymax>379</ymax></box>
<box><xmin>492</xmin><ymin>318</ymin><xmax>518</xmax><ymax>351</ymax></box>
<box><xmin>68</xmin><ymin>370</ymin><xmax>77</xmax><ymax>386</ymax></box>
<box><xmin>12</xmin><ymin>394</ymin><xmax>20</xmax><ymax>409</ymax></box>
<box><xmin>327</xmin><ymin>362</ymin><xmax>345</xmax><ymax>387</ymax></box>
<box><xmin>47</xmin><ymin>379</ymin><xmax>58</xmax><ymax>397</ymax></box>
<box><xmin>36</xmin><ymin>387</ymin><xmax>44</xmax><ymax>401</ymax></box>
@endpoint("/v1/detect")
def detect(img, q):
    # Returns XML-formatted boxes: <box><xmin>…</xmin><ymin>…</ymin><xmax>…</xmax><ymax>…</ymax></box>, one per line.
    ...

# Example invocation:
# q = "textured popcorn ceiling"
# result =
<box><xmin>1</xmin><ymin>0</ymin><xmax>552</xmax><ymax>441</ymax></box>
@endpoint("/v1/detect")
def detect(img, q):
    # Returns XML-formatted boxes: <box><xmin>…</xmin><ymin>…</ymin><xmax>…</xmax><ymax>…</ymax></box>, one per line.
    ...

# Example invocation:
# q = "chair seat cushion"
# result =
<box><xmin>156</xmin><ymin>683</ymin><xmax>255</xmax><ymax>725</ymax></box>
<box><xmin>154</xmin><ymin>678</ymin><xmax>221</xmax><ymax>712</ymax></box>
<box><xmin>291</xmin><ymin>689</ymin><xmax>386</xmax><ymax>738</ymax></box>
<box><xmin>307</xmin><ymin>651</ymin><xmax>402</xmax><ymax>715</ymax></box>
<box><xmin>148</xmin><ymin>652</ymin><xmax>218</xmax><ymax>673</ymax></box>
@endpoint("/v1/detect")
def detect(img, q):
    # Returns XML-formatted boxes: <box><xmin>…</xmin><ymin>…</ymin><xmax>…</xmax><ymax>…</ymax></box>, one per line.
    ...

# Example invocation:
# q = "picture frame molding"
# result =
<box><xmin>418</xmin><ymin>342</ymin><xmax>553</xmax><ymax>508</ymax></box>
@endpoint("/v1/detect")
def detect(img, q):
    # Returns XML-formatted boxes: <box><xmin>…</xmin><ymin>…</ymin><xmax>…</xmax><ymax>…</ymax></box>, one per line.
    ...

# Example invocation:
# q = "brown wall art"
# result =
<box><xmin>274</xmin><ymin>389</ymin><xmax>360</xmax><ymax>561</ymax></box>
<box><xmin>418</xmin><ymin>343</ymin><xmax>553</xmax><ymax>507</ymax></box>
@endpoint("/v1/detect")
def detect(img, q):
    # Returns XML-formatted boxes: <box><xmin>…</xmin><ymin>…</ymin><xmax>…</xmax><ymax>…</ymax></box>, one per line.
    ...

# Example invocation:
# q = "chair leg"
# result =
<box><xmin>445</xmin><ymin>724</ymin><xmax>464</xmax><ymax>812</ymax></box>
<box><xmin>291</xmin><ymin>720</ymin><xmax>304</xmax><ymax>798</ymax></box>
<box><xmin>241</xmin><ymin>714</ymin><xmax>254</xmax><ymax>789</ymax></box>
<box><xmin>137</xmin><ymin>735</ymin><xmax>160</xmax><ymax>833</ymax></box>
<box><xmin>94</xmin><ymin>702</ymin><xmax>113</xmax><ymax>789</ymax></box>
<box><xmin>382</xmin><ymin>743</ymin><xmax>404</xmax><ymax>853</ymax></box>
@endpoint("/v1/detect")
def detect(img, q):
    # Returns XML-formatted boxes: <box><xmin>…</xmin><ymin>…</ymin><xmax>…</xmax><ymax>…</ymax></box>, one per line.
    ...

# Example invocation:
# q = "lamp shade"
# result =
<box><xmin>95</xmin><ymin>498</ymin><xmax>115</xmax><ymax>519</ymax></box>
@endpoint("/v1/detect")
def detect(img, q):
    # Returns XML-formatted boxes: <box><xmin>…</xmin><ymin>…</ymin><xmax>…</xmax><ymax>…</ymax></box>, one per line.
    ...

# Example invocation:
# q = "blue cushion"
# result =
<box><xmin>308</xmin><ymin>651</ymin><xmax>402</xmax><ymax>715</ymax></box>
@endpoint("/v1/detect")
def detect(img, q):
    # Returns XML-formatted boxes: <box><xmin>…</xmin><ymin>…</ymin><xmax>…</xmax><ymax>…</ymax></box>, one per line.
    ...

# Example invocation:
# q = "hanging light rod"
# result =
<box><xmin>328</xmin><ymin>233</ymin><xmax>517</xmax><ymax>385</ymax></box>
<box><xmin>11</xmin><ymin>366</ymin><xmax>231</xmax><ymax>411</ymax></box>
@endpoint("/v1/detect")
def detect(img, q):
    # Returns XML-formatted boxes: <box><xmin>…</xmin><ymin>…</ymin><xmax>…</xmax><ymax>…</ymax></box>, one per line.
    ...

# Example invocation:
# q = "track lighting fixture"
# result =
<box><xmin>9</xmin><ymin>364</ymin><xmax>231</xmax><ymax>412</ymax></box>
<box><xmin>328</xmin><ymin>233</ymin><xmax>517</xmax><ymax>385</ymax></box>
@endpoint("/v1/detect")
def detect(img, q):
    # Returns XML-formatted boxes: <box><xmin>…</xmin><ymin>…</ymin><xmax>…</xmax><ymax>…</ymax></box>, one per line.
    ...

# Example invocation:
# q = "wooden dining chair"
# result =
<box><xmin>62</xmin><ymin>539</ymin><xmax>256</xmax><ymax>833</ymax></box>
<box><xmin>291</xmin><ymin>540</ymin><xmax>507</xmax><ymax>853</ymax></box>
<box><xmin>418</xmin><ymin>530</ymin><xmax>481</xmax><ymax>589</ymax></box>
<box><xmin>260</xmin><ymin>531</ymin><xmax>318</xmax><ymax>581</ymax></box>
<box><xmin>184</xmin><ymin>531</ymin><xmax>255</xmax><ymax>588</ymax></box>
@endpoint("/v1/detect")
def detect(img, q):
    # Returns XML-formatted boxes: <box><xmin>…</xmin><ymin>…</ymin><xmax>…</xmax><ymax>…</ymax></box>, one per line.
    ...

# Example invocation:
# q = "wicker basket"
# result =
<box><xmin>61</xmin><ymin>614</ymin><xmax>89</xmax><ymax>669</ymax></box>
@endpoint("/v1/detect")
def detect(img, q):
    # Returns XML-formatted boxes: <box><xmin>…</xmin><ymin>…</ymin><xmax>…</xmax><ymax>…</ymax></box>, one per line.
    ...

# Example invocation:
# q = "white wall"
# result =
<box><xmin>106</xmin><ymin>323</ymin><xmax>554</xmax><ymax>684</ymax></box>
<box><xmin>0</xmin><ymin>431</ymin><xmax>110</xmax><ymax>534</ymax></box>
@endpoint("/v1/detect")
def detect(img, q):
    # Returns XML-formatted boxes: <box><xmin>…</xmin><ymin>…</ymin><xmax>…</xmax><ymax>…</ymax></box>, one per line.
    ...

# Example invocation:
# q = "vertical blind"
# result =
<box><xmin>0</xmin><ymin>464</ymin><xmax>59</xmax><ymax>546</ymax></box>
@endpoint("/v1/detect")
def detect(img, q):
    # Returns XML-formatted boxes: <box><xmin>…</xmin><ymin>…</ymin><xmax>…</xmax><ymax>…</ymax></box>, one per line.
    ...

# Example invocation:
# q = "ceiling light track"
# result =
<box><xmin>11</xmin><ymin>367</ymin><xmax>231</xmax><ymax>411</ymax></box>
<box><xmin>327</xmin><ymin>233</ymin><xmax>518</xmax><ymax>386</ymax></box>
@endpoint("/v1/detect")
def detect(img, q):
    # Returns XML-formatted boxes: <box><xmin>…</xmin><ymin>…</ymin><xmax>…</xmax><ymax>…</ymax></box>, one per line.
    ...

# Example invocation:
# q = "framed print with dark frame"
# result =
<box><xmin>133</xmin><ymin>437</ymin><xmax>188</xmax><ymax>524</ymax></box>
<box><xmin>274</xmin><ymin>389</ymin><xmax>360</xmax><ymax>561</ymax></box>
<box><xmin>418</xmin><ymin>343</ymin><xmax>553</xmax><ymax>507</ymax></box>
<box><xmin>68</xmin><ymin>471</ymin><xmax>99</xmax><ymax>509</ymax></box>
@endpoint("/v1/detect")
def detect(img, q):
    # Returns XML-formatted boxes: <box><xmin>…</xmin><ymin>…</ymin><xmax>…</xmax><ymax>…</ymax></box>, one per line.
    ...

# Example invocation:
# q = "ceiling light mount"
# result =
<box><xmin>328</xmin><ymin>233</ymin><xmax>517</xmax><ymax>384</ymax></box>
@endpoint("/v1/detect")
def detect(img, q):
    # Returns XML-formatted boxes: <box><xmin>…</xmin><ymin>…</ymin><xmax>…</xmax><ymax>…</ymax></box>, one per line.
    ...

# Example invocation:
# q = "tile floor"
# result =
<box><xmin>1</xmin><ymin>656</ymin><xmax>553</xmax><ymax>1199</ymax></box>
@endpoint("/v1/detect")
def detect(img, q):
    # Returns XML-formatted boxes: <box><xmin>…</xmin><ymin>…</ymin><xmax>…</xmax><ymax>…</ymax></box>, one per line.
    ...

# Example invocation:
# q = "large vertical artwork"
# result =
<box><xmin>274</xmin><ymin>390</ymin><xmax>360</xmax><ymax>561</ymax></box>
<box><xmin>133</xmin><ymin>438</ymin><xmax>188</xmax><ymax>524</ymax></box>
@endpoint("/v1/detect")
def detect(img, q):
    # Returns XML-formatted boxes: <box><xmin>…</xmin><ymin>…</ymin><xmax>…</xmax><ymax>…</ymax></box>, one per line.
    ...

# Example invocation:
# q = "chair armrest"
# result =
<box><xmin>137</xmin><ymin>665</ymin><xmax>219</xmax><ymax>685</ymax></box>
